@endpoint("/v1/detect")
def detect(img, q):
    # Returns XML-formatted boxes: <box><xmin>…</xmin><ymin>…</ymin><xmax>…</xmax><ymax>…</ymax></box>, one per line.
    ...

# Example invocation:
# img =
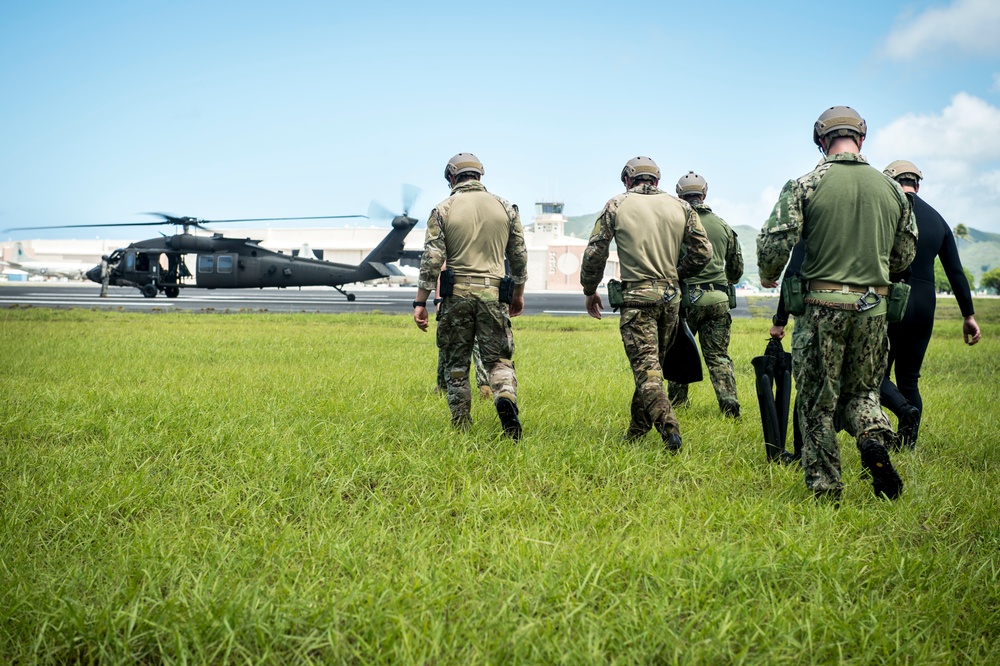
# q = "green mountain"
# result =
<box><xmin>561</xmin><ymin>216</ymin><xmax>1000</xmax><ymax>289</ymax></box>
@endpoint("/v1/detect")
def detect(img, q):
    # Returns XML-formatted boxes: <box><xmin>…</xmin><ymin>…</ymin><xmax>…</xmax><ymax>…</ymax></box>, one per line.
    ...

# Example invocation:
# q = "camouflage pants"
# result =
<box><xmin>793</xmin><ymin>305</ymin><xmax>893</xmax><ymax>493</ymax></box>
<box><xmin>667</xmin><ymin>301</ymin><xmax>737</xmax><ymax>408</ymax></box>
<box><xmin>438</xmin><ymin>295</ymin><xmax>517</xmax><ymax>425</ymax></box>
<box><xmin>437</xmin><ymin>332</ymin><xmax>488</xmax><ymax>391</ymax></box>
<box><xmin>620</xmin><ymin>301</ymin><xmax>681</xmax><ymax>438</ymax></box>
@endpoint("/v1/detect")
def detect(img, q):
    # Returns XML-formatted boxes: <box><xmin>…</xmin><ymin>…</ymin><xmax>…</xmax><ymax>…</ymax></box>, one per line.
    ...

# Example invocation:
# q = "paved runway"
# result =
<box><xmin>0</xmin><ymin>282</ymin><xmax>758</xmax><ymax>317</ymax></box>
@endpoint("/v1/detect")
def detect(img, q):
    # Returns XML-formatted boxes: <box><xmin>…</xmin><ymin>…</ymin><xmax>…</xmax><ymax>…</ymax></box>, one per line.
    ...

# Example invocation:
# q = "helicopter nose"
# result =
<box><xmin>86</xmin><ymin>266</ymin><xmax>102</xmax><ymax>283</ymax></box>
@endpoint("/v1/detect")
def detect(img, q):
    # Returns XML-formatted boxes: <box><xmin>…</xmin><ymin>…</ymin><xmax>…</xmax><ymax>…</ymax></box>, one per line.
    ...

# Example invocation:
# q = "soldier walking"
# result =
<box><xmin>667</xmin><ymin>171</ymin><xmax>744</xmax><ymax>417</ymax></box>
<box><xmin>879</xmin><ymin>160</ymin><xmax>981</xmax><ymax>449</ymax></box>
<box><xmin>413</xmin><ymin>153</ymin><xmax>528</xmax><ymax>439</ymax></box>
<box><xmin>757</xmin><ymin>106</ymin><xmax>917</xmax><ymax>501</ymax></box>
<box><xmin>581</xmin><ymin>157</ymin><xmax>711</xmax><ymax>452</ymax></box>
<box><xmin>99</xmin><ymin>255</ymin><xmax>110</xmax><ymax>297</ymax></box>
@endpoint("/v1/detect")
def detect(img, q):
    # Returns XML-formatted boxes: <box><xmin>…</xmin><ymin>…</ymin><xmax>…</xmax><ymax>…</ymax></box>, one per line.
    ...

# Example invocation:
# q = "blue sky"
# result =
<box><xmin>2</xmin><ymin>0</ymin><xmax>999</xmax><ymax>240</ymax></box>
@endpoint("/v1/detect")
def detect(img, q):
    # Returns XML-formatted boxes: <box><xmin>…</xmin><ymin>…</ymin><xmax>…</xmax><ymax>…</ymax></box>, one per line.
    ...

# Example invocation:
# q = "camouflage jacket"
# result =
<box><xmin>757</xmin><ymin>152</ymin><xmax>917</xmax><ymax>284</ymax></box>
<box><xmin>581</xmin><ymin>182</ymin><xmax>712</xmax><ymax>302</ymax></box>
<box><xmin>418</xmin><ymin>180</ymin><xmax>528</xmax><ymax>292</ymax></box>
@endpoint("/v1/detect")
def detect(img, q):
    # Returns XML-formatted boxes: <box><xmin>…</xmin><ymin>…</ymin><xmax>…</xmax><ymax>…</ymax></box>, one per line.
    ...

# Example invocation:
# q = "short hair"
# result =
<box><xmin>631</xmin><ymin>174</ymin><xmax>657</xmax><ymax>185</ymax></box>
<box><xmin>454</xmin><ymin>172</ymin><xmax>481</xmax><ymax>183</ymax></box>
<box><xmin>824</xmin><ymin>128</ymin><xmax>862</xmax><ymax>145</ymax></box>
<box><xmin>897</xmin><ymin>177</ymin><xmax>919</xmax><ymax>189</ymax></box>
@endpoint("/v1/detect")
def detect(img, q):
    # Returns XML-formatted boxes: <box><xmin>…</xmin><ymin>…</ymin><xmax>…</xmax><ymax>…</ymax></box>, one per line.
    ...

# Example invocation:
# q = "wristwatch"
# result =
<box><xmin>412</xmin><ymin>300</ymin><xmax>427</xmax><ymax>308</ymax></box>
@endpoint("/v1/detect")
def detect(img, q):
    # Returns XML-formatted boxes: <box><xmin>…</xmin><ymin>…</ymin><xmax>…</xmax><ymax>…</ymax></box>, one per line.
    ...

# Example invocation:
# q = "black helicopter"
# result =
<box><xmin>4</xmin><ymin>202</ymin><xmax>421</xmax><ymax>300</ymax></box>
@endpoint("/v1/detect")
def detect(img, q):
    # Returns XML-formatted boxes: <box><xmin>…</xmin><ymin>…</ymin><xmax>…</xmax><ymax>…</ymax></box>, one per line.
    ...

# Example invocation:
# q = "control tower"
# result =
<box><xmin>530</xmin><ymin>201</ymin><xmax>566</xmax><ymax>243</ymax></box>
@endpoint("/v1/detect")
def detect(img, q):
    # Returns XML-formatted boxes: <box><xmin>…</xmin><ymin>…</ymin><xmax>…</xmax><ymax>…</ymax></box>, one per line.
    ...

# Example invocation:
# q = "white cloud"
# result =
<box><xmin>713</xmin><ymin>185</ymin><xmax>781</xmax><ymax>231</ymax></box>
<box><xmin>884</xmin><ymin>0</ymin><xmax>1000</xmax><ymax>59</ymax></box>
<box><xmin>868</xmin><ymin>93</ymin><xmax>1000</xmax><ymax>233</ymax></box>
<box><xmin>868</xmin><ymin>92</ymin><xmax>1000</xmax><ymax>164</ymax></box>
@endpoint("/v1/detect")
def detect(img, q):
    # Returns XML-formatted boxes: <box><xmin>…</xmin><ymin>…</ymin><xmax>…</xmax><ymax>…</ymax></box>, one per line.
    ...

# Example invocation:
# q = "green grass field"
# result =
<box><xmin>1</xmin><ymin>301</ymin><xmax>998</xmax><ymax>664</ymax></box>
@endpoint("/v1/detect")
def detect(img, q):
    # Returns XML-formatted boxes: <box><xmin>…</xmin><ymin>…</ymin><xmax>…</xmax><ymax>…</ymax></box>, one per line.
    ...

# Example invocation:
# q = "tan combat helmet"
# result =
<box><xmin>676</xmin><ymin>171</ymin><xmax>708</xmax><ymax>199</ymax></box>
<box><xmin>620</xmin><ymin>156</ymin><xmax>660</xmax><ymax>185</ymax></box>
<box><xmin>883</xmin><ymin>159</ymin><xmax>923</xmax><ymax>182</ymax></box>
<box><xmin>444</xmin><ymin>153</ymin><xmax>485</xmax><ymax>181</ymax></box>
<box><xmin>812</xmin><ymin>106</ymin><xmax>867</xmax><ymax>148</ymax></box>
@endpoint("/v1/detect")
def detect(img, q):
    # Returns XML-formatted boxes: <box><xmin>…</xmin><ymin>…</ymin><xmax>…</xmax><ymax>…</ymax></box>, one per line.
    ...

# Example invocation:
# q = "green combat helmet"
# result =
<box><xmin>883</xmin><ymin>159</ymin><xmax>923</xmax><ymax>182</ymax></box>
<box><xmin>676</xmin><ymin>171</ymin><xmax>708</xmax><ymax>199</ymax></box>
<box><xmin>812</xmin><ymin>106</ymin><xmax>867</xmax><ymax>148</ymax></box>
<box><xmin>620</xmin><ymin>156</ymin><xmax>660</xmax><ymax>185</ymax></box>
<box><xmin>444</xmin><ymin>153</ymin><xmax>485</xmax><ymax>181</ymax></box>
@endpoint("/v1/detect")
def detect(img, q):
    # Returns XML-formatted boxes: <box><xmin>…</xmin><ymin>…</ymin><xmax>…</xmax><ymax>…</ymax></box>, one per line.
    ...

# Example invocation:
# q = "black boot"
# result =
<box><xmin>663</xmin><ymin>432</ymin><xmax>683</xmax><ymax>454</ymax></box>
<box><xmin>897</xmin><ymin>405</ymin><xmax>921</xmax><ymax>450</ymax></box>
<box><xmin>859</xmin><ymin>438</ymin><xmax>903</xmax><ymax>500</ymax></box>
<box><xmin>495</xmin><ymin>397</ymin><xmax>522</xmax><ymax>440</ymax></box>
<box><xmin>720</xmin><ymin>400</ymin><xmax>741</xmax><ymax>419</ymax></box>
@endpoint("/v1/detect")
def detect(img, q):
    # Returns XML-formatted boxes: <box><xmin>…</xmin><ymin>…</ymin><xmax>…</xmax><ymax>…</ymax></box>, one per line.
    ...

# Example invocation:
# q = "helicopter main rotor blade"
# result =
<box><xmin>4</xmin><ymin>213</ymin><xmax>369</xmax><ymax>234</ymax></box>
<box><xmin>3</xmin><ymin>221</ymin><xmax>173</xmax><ymax>233</ymax></box>
<box><xmin>200</xmin><ymin>215</ymin><xmax>369</xmax><ymax>224</ymax></box>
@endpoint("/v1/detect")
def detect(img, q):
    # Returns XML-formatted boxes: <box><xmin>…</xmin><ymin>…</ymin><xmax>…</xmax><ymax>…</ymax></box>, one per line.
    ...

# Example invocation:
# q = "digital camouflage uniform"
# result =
<box><xmin>668</xmin><ymin>203</ymin><xmax>743</xmax><ymax>412</ymax></box>
<box><xmin>757</xmin><ymin>152</ymin><xmax>917</xmax><ymax>495</ymax></box>
<box><xmin>419</xmin><ymin>180</ymin><xmax>528</xmax><ymax>427</ymax></box>
<box><xmin>581</xmin><ymin>182</ymin><xmax>712</xmax><ymax>442</ymax></box>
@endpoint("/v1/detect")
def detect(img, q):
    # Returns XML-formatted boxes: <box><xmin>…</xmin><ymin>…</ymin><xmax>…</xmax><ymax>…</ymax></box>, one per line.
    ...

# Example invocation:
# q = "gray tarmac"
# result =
<box><xmin>0</xmin><ymin>282</ymin><xmax>758</xmax><ymax>317</ymax></box>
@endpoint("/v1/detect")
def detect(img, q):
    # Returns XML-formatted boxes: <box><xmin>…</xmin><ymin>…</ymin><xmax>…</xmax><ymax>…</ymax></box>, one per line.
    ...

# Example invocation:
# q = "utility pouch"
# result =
<box><xmin>727</xmin><ymin>284</ymin><xmax>737</xmax><ymax>310</ymax></box>
<box><xmin>885</xmin><ymin>281</ymin><xmax>911</xmax><ymax>323</ymax></box>
<box><xmin>607</xmin><ymin>279</ymin><xmax>624</xmax><ymax>312</ymax></box>
<box><xmin>498</xmin><ymin>276</ymin><xmax>514</xmax><ymax>304</ymax></box>
<box><xmin>439</xmin><ymin>268</ymin><xmax>455</xmax><ymax>299</ymax></box>
<box><xmin>781</xmin><ymin>274</ymin><xmax>806</xmax><ymax>316</ymax></box>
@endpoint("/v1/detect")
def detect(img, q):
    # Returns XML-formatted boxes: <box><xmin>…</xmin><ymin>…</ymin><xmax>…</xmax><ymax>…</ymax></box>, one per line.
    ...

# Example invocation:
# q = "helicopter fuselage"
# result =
<box><xmin>86</xmin><ymin>216</ymin><xmax>418</xmax><ymax>300</ymax></box>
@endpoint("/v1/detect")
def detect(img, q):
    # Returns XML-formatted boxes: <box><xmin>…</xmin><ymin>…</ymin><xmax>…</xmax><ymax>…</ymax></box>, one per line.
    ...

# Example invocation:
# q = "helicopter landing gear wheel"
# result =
<box><xmin>165</xmin><ymin>286</ymin><xmax>179</xmax><ymax>298</ymax></box>
<box><xmin>142</xmin><ymin>284</ymin><xmax>158</xmax><ymax>298</ymax></box>
<box><xmin>347</xmin><ymin>293</ymin><xmax>356</xmax><ymax>302</ymax></box>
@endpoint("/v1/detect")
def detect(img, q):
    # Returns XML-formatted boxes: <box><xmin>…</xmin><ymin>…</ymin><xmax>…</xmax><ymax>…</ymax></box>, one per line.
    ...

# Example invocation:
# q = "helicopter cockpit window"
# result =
<box><xmin>217</xmin><ymin>256</ymin><xmax>233</xmax><ymax>273</ymax></box>
<box><xmin>198</xmin><ymin>255</ymin><xmax>214</xmax><ymax>273</ymax></box>
<box><xmin>124</xmin><ymin>253</ymin><xmax>135</xmax><ymax>271</ymax></box>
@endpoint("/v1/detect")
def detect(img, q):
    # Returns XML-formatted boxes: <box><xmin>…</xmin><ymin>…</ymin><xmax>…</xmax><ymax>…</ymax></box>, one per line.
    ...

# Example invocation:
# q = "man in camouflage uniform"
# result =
<box><xmin>414</xmin><ymin>153</ymin><xmax>528</xmax><ymax>439</ymax></box>
<box><xmin>434</xmin><ymin>269</ymin><xmax>491</xmax><ymax>399</ymax></box>
<box><xmin>667</xmin><ymin>171</ymin><xmax>744</xmax><ymax>417</ymax></box>
<box><xmin>757</xmin><ymin>106</ymin><xmax>917</xmax><ymax>501</ymax></box>
<box><xmin>581</xmin><ymin>156</ymin><xmax>712</xmax><ymax>452</ymax></box>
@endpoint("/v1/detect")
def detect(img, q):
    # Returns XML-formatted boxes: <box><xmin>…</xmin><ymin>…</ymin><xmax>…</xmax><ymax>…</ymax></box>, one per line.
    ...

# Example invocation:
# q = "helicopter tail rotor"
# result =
<box><xmin>402</xmin><ymin>183</ymin><xmax>421</xmax><ymax>216</ymax></box>
<box><xmin>368</xmin><ymin>184</ymin><xmax>422</xmax><ymax>222</ymax></box>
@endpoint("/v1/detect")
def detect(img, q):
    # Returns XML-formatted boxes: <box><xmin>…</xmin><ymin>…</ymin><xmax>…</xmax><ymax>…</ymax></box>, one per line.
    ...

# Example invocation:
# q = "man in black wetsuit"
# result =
<box><xmin>880</xmin><ymin>160</ymin><xmax>981</xmax><ymax>449</ymax></box>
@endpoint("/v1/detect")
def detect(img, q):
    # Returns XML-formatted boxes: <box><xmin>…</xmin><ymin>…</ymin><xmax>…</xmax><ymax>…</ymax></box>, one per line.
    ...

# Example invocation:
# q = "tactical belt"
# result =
<box><xmin>807</xmin><ymin>280</ymin><xmax>888</xmax><ymax>296</ymax></box>
<box><xmin>453</xmin><ymin>275</ymin><xmax>502</xmax><ymax>287</ymax></box>
<box><xmin>622</xmin><ymin>300</ymin><xmax>661</xmax><ymax>308</ymax></box>
<box><xmin>804</xmin><ymin>297</ymin><xmax>867</xmax><ymax>311</ymax></box>
<box><xmin>804</xmin><ymin>292</ymin><xmax>884</xmax><ymax>312</ymax></box>
<box><xmin>689</xmin><ymin>282</ymin><xmax>728</xmax><ymax>292</ymax></box>
<box><xmin>622</xmin><ymin>278</ymin><xmax>675</xmax><ymax>290</ymax></box>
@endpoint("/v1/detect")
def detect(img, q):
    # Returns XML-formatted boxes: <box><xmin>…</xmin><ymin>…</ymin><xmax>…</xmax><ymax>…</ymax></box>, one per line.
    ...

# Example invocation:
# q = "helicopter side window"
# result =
<box><xmin>217</xmin><ymin>256</ymin><xmax>233</xmax><ymax>273</ymax></box>
<box><xmin>124</xmin><ymin>253</ymin><xmax>135</xmax><ymax>271</ymax></box>
<box><xmin>198</xmin><ymin>255</ymin><xmax>215</xmax><ymax>273</ymax></box>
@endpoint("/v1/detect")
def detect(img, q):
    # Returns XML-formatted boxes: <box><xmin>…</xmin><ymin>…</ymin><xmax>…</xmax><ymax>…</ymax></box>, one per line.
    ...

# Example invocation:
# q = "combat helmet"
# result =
<box><xmin>444</xmin><ymin>153</ymin><xmax>485</xmax><ymax>181</ymax></box>
<box><xmin>621</xmin><ymin>156</ymin><xmax>660</xmax><ymax>185</ymax></box>
<box><xmin>676</xmin><ymin>171</ymin><xmax>708</xmax><ymax>199</ymax></box>
<box><xmin>883</xmin><ymin>159</ymin><xmax>923</xmax><ymax>182</ymax></box>
<box><xmin>812</xmin><ymin>106</ymin><xmax>867</xmax><ymax>148</ymax></box>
